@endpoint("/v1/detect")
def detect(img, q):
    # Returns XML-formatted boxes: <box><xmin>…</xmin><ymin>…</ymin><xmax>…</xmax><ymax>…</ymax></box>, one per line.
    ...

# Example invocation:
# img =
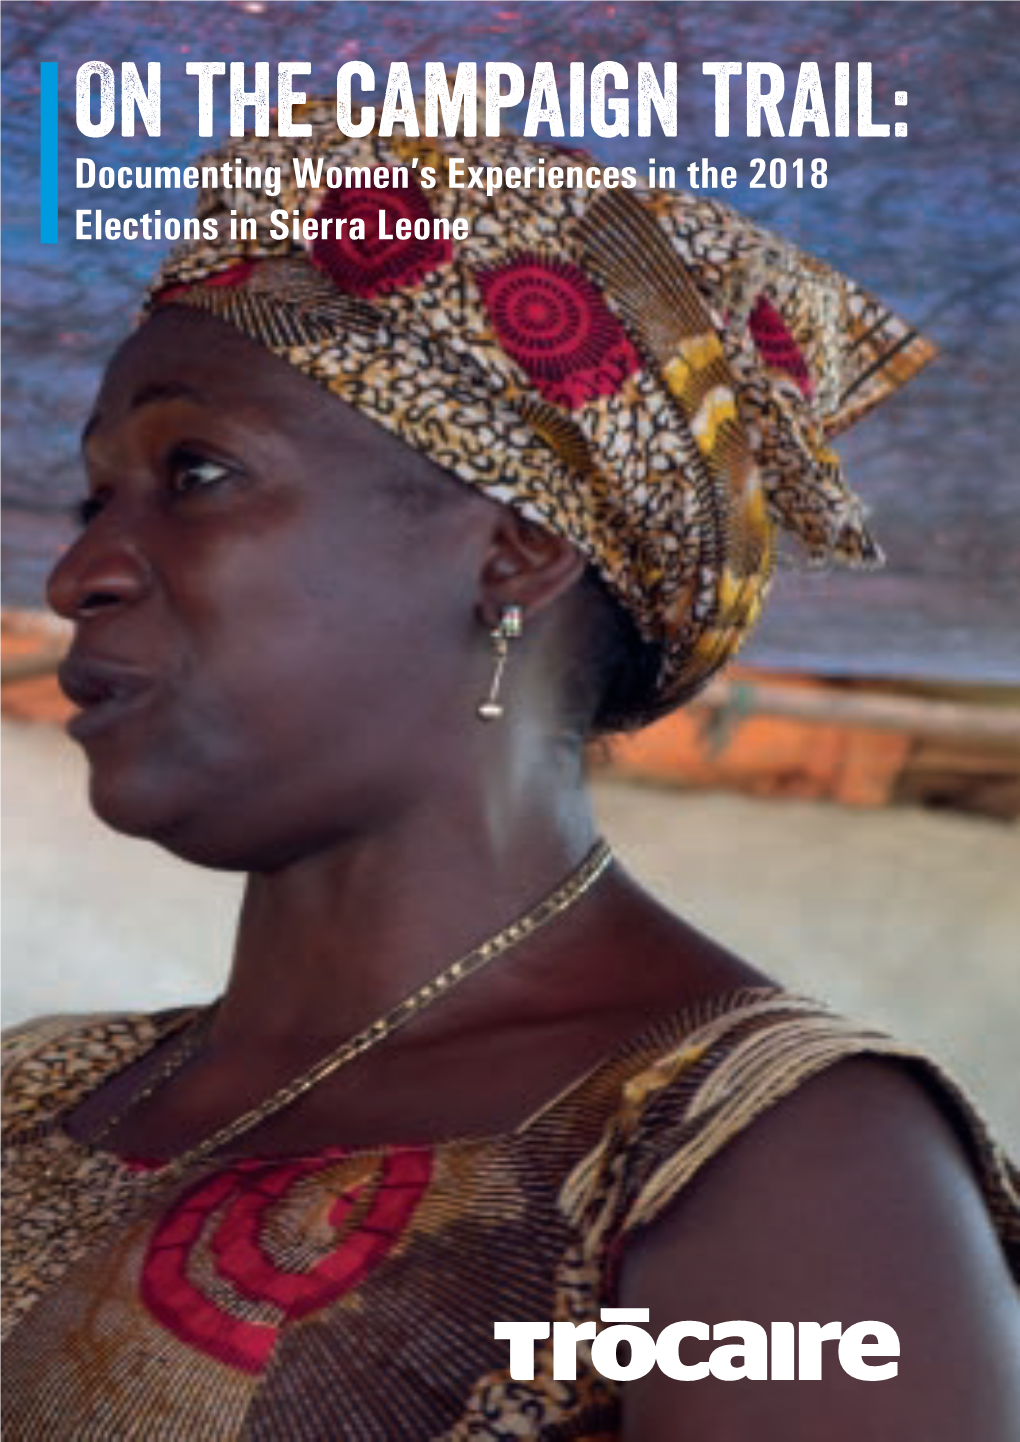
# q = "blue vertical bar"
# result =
<box><xmin>40</xmin><ymin>62</ymin><xmax>58</xmax><ymax>244</ymax></box>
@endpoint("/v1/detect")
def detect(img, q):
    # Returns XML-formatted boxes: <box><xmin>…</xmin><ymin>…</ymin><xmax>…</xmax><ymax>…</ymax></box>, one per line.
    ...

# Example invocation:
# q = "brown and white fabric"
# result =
<box><xmin>148</xmin><ymin>99</ymin><xmax>935</xmax><ymax>707</ymax></box>
<box><xmin>3</xmin><ymin>991</ymin><xmax>1017</xmax><ymax>1438</ymax></box>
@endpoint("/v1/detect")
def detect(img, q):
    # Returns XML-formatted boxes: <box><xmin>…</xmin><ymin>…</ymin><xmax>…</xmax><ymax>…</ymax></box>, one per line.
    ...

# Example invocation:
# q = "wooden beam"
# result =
<box><xmin>692</xmin><ymin>678</ymin><xmax>1020</xmax><ymax>749</ymax></box>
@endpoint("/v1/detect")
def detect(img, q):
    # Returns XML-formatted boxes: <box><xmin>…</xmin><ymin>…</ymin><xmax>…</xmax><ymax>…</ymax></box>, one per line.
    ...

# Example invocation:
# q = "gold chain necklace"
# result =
<box><xmin>84</xmin><ymin>839</ymin><xmax>613</xmax><ymax>1184</ymax></box>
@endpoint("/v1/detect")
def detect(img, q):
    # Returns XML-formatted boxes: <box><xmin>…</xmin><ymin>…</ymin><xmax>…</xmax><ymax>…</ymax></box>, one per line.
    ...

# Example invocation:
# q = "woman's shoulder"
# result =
<box><xmin>1</xmin><ymin>1006</ymin><xmax>198</xmax><ymax>1133</ymax></box>
<box><xmin>557</xmin><ymin>987</ymin><xmax>1020</xmax><ymax>1277</ymax></box>
<box><xmin>610</xmin><ymin>1010</ymin><xmax>1020</xmax><ymax>1440</ymax></box>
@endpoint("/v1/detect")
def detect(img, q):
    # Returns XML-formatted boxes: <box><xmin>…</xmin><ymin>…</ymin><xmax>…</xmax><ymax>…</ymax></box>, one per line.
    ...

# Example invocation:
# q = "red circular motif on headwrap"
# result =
<box><xmin>476</xmin><ymin>256</ymin><xmax>640</xmax><ymax>410</ymax></box>
<box><xmin>310</xmin><ymin>182</ymin><xmax>452</xmax><ymax>299</ymax></box>
<box><xmin>748</xmin><ymin>294</ymin><xmax>814</xmax><ymax>397</ymax></box>
<box><xmin>140</xmin><ymin>1147</ymin><xmax>432</xmax><ymax>1374</ymax></box>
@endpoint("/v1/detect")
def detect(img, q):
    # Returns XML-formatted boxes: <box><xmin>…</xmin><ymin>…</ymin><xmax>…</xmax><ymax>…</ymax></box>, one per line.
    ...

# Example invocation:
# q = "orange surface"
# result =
<box><xmin>1</xmin><ymin>617</ymin><xmax>73</xmax><ymax>724</ymax></box>
<box><xmin>606</xmin><ymin>674</ymin><xmax>914</xmax><ymax>808</ymax></box>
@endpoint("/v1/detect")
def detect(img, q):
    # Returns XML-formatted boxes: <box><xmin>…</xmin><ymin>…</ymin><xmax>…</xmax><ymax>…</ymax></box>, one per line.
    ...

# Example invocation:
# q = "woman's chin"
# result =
<box><xmin>87</xmin><ymin>766</ymin><xmax>192</xmax><ymax>845</ymax></box>
<box><xmin>85</xmin><ymin>770</ymin><xmax>302</xmax><ymax>873</ymax></box>
<box><xmin>84</xmin><ymin>759</ymin><xmax>220</xmax><ymax>860</ymax></box>
<box><xmin>75</xmin><ymin>721</ymin><xmax>249</xmax><ymax>867</ymax></box>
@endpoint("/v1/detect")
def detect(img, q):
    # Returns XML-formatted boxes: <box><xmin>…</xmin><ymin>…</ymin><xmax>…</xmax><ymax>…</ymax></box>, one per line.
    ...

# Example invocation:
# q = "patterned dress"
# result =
<box><xmin>3</xmin><ymin>990</ymin><xmax>1018</xmax><ymax>1440</ymax></box>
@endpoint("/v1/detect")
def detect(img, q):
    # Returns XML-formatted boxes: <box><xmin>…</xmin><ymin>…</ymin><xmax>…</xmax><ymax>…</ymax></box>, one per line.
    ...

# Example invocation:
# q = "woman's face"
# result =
<box><xmin>49</xmin><ymin>307</ymin><xmax>496</xmax><ymax>869</ymax></box>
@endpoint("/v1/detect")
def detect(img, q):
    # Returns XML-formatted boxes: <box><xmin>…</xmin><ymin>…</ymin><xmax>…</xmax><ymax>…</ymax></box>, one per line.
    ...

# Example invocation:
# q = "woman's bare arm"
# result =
<box><xmin>618</xmin><ymin>1059</ymin><xmax>1020</xmax><ymax>1440</ymax></box>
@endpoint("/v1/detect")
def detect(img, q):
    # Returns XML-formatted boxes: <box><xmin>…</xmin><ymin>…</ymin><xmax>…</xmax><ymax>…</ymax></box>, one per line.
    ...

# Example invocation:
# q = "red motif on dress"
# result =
<box><xmin>140</xmin><ymin>1147</ymin><xmax>433</xmax><ymax>1374</ymax></box>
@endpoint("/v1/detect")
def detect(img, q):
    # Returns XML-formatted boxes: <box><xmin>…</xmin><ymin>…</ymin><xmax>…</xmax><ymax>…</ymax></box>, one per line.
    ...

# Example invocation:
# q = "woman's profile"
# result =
<box><xmin>3</xmin><ymin>102</ymin><xmax>1018</xmax><ymax>1439</ymax></box>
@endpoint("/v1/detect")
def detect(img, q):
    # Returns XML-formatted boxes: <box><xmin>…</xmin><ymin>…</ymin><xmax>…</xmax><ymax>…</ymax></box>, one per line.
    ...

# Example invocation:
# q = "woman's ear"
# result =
<box><xmin>477</xmin><ymin>509</ymin><xmax>588</xmax><ymax>627</ymax></box>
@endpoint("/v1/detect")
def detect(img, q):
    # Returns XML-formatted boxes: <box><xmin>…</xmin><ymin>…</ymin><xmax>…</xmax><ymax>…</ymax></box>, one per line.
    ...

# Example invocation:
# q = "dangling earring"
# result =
<box><xmin>477</xmin><ymin>605</ymin><xmax>523</xmax><ymax>722</ymax></box>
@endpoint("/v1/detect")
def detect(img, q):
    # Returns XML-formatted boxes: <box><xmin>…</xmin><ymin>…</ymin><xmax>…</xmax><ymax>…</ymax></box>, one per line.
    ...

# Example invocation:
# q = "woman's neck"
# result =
<box><xmin>210</xmin><ymin>777</ymin><xmax>598</xmax><ymax>1051</ymax></box>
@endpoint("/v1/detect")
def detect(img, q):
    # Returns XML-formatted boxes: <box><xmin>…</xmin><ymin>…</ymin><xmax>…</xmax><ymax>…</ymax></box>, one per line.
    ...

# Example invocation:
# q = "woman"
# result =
<box><xmin>3</xmin><ymin>103</ymin><xmax>1019</xmax><ymax>1439</ymax></box>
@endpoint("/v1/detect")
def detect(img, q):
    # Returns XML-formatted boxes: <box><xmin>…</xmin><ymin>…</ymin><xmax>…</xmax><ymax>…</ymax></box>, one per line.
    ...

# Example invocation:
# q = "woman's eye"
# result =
<box><xmin>167</xmin><ymin>449</ymin><xmax>235</xmax><ymax>496</ymax></box>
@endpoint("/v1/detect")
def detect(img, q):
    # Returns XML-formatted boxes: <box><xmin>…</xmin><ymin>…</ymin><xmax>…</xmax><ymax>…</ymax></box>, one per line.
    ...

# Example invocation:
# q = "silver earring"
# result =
<box><xmin>477</xmin><ymin>605</ymin><xmax>523</xmax><ymax>722</ymax></box>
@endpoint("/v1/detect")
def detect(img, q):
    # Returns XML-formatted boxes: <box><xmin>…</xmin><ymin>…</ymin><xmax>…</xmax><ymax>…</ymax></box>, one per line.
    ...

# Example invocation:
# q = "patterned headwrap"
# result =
<box><xmin>148</xmin><ymin>98</ymin><xmax>935</xmax><ymax>709</ymax></box>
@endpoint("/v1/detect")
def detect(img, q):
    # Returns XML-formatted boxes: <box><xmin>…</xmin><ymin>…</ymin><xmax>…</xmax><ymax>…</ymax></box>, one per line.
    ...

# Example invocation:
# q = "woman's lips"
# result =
<box><xmin>58</xmin><ymin>654</ymin><xmax>158</xmax><ymax>741</ymax></box>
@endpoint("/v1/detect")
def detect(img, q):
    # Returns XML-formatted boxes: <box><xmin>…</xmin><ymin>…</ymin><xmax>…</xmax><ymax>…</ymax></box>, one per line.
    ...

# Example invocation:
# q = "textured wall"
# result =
<box><xmin>3</xmin><ymin>1</ymin><xmax>1018</xmax><ymax>680</ymax></box>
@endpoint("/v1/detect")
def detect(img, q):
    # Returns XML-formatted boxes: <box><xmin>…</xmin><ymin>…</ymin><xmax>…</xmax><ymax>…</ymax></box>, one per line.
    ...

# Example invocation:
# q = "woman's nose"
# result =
<box><xmin>47</xmin><ymin>518</ymin><xmax>154</xmax><ymax>623</ymax></box>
